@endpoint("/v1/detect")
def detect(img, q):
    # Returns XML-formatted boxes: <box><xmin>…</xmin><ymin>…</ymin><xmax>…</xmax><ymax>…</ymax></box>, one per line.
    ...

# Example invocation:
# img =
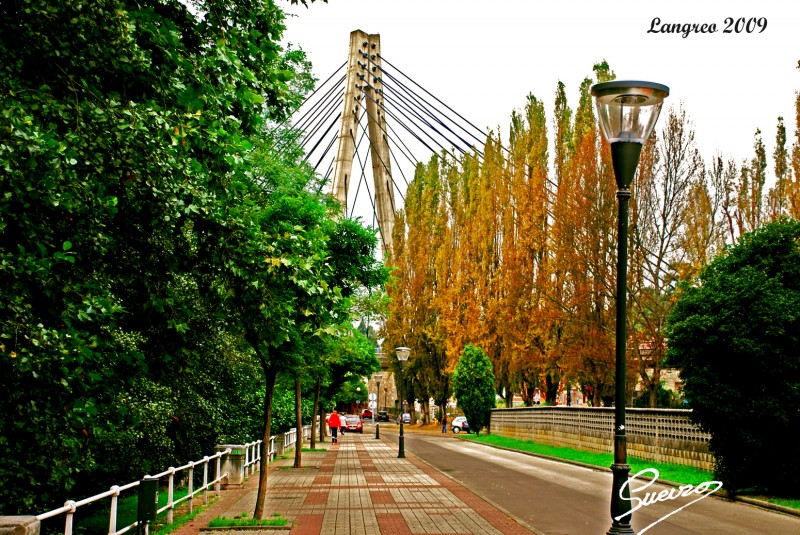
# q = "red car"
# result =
<box><xmin>360</xmin><ymin>409</ymin><xmax>373</xmax><ymax>419</ymax></box>
<box><xmin>342</xmin><ymin>416</ymin><xmax>364</xmax><ymax>433</ymax></box>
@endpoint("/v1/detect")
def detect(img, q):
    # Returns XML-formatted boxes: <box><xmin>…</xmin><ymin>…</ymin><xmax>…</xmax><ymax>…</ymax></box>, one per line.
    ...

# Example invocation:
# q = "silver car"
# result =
<box><xmin>451</xmin><ymin>416</ymin><xmax>470</xmax><ymax>433</ymax></box>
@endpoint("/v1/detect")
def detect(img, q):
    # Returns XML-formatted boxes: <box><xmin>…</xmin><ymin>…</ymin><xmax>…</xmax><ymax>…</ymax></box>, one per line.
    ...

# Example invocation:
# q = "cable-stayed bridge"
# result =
<box><xmin>285</xmin><ymin>30</ymin><xmax>492</xmax><ymax>255</ymax></box>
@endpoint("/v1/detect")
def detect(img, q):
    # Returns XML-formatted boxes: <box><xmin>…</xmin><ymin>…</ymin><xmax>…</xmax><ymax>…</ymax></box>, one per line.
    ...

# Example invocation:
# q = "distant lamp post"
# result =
<box><xmin>373</xmin><ymin>372</ymin><xmax>383</xmax><ymax>424</ymax></box>
<box><xmin>395</xmin><ymin>346</ymin><xmax>411</xmax><ymax>458</ymax></box>
<box><xmin>592</xmin><ymin>80</ymin><xmax>668</xmax><ymax>535</ymax></box>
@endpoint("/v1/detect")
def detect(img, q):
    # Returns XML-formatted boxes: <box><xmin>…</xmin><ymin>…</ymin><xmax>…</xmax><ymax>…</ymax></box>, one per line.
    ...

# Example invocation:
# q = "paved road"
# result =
<box><xmin>377</xmin><ymin>426</ymin><xmax>800</xmax><ymax>535</ymax></box>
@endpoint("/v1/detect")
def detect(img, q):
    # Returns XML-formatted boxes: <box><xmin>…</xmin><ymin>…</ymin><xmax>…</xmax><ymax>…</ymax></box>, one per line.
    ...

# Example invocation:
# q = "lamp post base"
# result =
<box><xmin>607</xmin><ymin>522</ymin><xmax>635</xmax><ymax>535</ymax></box>
<box><xmin>398</xmin><ymin>421</ymin><xmax>405</xmax><ymax>458</ymax></box>
<box><xmin>607</xmin><ymin>462</ymin><xmax>634</xmax><ymax>535</ymax></box>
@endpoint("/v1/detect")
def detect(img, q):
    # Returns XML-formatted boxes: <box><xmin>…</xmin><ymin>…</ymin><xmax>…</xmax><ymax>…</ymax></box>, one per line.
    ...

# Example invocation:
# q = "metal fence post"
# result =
<box><xmin>215</xmin><ymin>454</ymin><xmax>222</xmax><ymax>496</ymax></box>
<box><xmin>167</xmin><ymin>468</ymin><xmax>175</xmax><ymax>525</ymax></box>
<box><xmin>109</xmin><ymin>486</ymin><xmax>120</xmax><ymax>535</ymax></box>
<box><xmin>202</xmin><ymin>457</ymin><xmax>209</xmax><ymax>505</ymax></box>
<box><xmin>64</xmin><ymin>500</ymin><xmax>76</xmax><ymax>535</ymax></box>
<box><xmin>187</xmin><ymin>463</ymin><xmax>194</xmax><ymax>514</ymax></box>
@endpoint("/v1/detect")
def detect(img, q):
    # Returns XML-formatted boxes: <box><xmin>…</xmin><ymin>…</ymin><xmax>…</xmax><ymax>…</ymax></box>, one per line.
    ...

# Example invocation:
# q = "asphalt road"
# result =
<box><xmin>376</xmin><ymin>425</ymin><xmax>800</xmax><ymax>535</ymax></box>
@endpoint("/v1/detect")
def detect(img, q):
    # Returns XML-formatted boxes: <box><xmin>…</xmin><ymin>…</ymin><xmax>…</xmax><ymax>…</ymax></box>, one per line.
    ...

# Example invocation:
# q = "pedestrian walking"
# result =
<box><xmin>328</xmin><ymin>409</ymin><xmax>341</xmax><ymax>444</ymax></box>
<box><xmin>441</xmin><ymin>412</ymin><xmax>448</xmax><ymax>433</ymax></box>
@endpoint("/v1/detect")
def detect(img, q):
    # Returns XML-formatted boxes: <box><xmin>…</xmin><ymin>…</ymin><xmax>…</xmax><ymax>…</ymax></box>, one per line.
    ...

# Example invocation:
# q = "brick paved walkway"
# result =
<box><xmin>173</xmin><ymin>432</ymin><xmax>535</xmax><ymax>535</ymax></box>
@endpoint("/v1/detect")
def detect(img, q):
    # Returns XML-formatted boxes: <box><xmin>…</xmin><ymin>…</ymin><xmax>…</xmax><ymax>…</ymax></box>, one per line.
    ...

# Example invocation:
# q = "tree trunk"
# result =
<box><xmin>294</xmin><ymin>376</ymin><xmax>303</xmax><ymax>468</ymax></box>
<box><xmin>310</xmin><ymin>376</ymin><xmax>321</xmax><ymax>449</ymax></box>
<box><xmin>649</xmin><ymin>361</ymin><xmax>661</xmax><ymax>408</ymax></box>
<box><xmin>254</xmin><ymin>360</ymin><xmax>278</xmax><ymax>519</ymax></box>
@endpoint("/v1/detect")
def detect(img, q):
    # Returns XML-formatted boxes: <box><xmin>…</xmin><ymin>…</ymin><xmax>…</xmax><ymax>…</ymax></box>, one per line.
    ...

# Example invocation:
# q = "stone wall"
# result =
<box><xmin>490</xmin><ymin>407</ymin><xmax>714</xmax><ymax>471</ymax></box>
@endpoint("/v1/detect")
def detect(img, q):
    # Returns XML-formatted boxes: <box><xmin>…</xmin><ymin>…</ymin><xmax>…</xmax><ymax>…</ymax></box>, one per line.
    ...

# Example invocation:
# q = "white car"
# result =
<box><xmin>451</xmin><ymin>416</ymin><xmax>470</xmax><ymax>433</ymax></box>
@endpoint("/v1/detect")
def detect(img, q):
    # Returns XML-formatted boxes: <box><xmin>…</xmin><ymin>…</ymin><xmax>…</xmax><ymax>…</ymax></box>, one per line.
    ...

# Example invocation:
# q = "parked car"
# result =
<box><xmin>375</xmin><ymin>410</ymin><xmax>390</xmax><ymax>422</ymax></box>
<box><xmin>360</xmin><ymin>409</ymin><xmax>373</xmax><ymax>420</ymax></box>
<box><xmin>451</xmin><ymin>416</ymin><xmax>470</xmax><ymax>433</ymax></box>
<box><xmin>397</xmin><ymin>412</ymin><xmax>411</xmax><ymax>424</ymax></box>
<box><xmin>342</xmin><ymin>416</ymin><xmax>364</xmax><ymax>433</ymax></box>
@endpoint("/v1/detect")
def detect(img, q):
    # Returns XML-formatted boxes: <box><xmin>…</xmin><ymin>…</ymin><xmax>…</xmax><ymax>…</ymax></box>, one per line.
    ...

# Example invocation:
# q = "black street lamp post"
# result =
<box><xmin>395</xmin><ymin>346</ymin><xmax>410</xmax><ymax>458</ymax></box>
<box><xmin>591</xmin><ymin>80</ymin><xmax>669</xmax><ymax>535</ymax></box>
<box><xmin>373</xmin><ymin>372</ymin><xmax>382</xmax><ymax>422</ymax></box>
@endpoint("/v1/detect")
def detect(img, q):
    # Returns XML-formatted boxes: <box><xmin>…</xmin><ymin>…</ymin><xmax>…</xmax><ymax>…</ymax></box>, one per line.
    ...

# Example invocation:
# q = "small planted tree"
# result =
<box><xmin>452</xmin><ymin>344</ymin><xmax>496</xmax><ymax>436</ymax></box>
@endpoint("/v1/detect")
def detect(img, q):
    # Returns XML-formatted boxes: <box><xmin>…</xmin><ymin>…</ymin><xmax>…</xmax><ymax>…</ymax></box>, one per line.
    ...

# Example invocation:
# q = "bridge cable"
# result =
<box><xmin>378</xmin><ymin>55</ymin><xmax>489</xmax><ymax>147</ymax></box>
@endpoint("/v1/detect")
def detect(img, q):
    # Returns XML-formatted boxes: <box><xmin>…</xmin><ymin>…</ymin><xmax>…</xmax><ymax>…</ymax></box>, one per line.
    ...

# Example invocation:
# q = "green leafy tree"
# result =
<box><xmin>452</xmin><ymin>344</ymin><xmax>496</xmax><ymax>436</ymax></box>
<box><xmin>666</xmin><ymin>219</ymin><xmax>800</xmax><ymax>494</ymax></box>
<box><xmin>0</xmin><ymin>0</ymin><xmax>326</xmax><ymax>514</ymax></box>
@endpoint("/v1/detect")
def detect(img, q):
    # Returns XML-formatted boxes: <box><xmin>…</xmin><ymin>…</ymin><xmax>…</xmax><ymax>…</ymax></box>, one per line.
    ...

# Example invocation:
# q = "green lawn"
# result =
<box><xmin>75</xmin><ymin>485</ymin><xmax>207</xmax><ymax>534</ymax></box>
<box><xmin>465</xmin><ymin>434</ymin><xmax>800</xmax><ymax>510</ymax></box>
<box><xmin>465</xmin><ymin>434</ymin><xmax>712</xmax><ymax>485</ymax></box>
<box><xmin>208</xmin><ymin>513</ymin><xmax>287</xmax><ymax>527</ymax></box>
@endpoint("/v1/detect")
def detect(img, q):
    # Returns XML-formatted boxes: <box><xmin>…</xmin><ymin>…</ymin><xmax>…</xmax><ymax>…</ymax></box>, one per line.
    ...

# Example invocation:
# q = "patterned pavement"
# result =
<box><xmin>172</xmin><ymin>431</ymin><xmax>536</xmax><ymax>535</ymax></box>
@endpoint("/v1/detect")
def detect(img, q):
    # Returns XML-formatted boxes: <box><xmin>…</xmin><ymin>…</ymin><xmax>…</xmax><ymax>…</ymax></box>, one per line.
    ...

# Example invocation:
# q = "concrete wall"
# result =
<box><xmin>490</xmin><ymin>407</ymin><xmax>714</xmax><ymax>471</ymax></box>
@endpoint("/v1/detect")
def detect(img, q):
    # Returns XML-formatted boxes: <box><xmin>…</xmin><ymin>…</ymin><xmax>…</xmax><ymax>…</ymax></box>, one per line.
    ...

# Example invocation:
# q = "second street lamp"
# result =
<box><xmin>395</xmin><ymin>346</ymin><xmax>411</xmax><ymax>458</ymax></box>
<box><xmin>373</xmin><ymin>372</ymin><xmax>383</xmax><ymax>424</ymax></box>
<box><xmin>591</xmin><ymin>80</ymin><xmax>669</xmax><ymax>535</ymax></box>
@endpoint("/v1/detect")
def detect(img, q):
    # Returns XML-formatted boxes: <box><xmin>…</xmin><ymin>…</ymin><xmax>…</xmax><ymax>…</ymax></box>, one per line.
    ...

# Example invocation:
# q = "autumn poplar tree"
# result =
<box><xmin>552</xmin><ymin>66</ymin><xmax>618</xmax><ymax>406</ymax></box>
<box><xmin>502</xmin><ymin>95</ymin><xmax>552</xmax><ymax>405</ymax></box>
<box><xmin>679</xmin><ymin>154</ymin><xmax>726</xmax><ymax>282</ymax></box>
<box><xmin>766</xmin><ymin>116</ymin><xmax>789</xmax><ymax>219</ymax></box>
<box><xmin>788</xmin><ymin>92</ymin><xmax>800</xmax><ymax>217</ymax></box>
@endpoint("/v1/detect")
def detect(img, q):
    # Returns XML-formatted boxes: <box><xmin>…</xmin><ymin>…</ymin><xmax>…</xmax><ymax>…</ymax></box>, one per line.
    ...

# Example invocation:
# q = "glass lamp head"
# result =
<box><xmin>395</xmin><ymin>346</ymin><xmax>411</xmax><ymax>362</ymax></box>
<box><xmin>591</xmin><ymin>81</ymin><xmax>669</xmax><ymax>144</ymax></box>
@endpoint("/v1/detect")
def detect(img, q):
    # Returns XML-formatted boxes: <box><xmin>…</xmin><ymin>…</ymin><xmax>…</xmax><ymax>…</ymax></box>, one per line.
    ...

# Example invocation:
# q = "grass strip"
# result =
<box><xmin>77</xmin><ymin>485</ymin><xmax>221</xmax><ymax>533</ymax></box>
<box><xmin>747</xmin><ymin>495</ymin><xmax>800</xmax><ymax>509</ymax></box>
<box><xmin>466</xmin><ymin>434</ymin><xmax>713</xmax><ymax>485</ymax></box>
<box><xmin>208</xmin><ymin>514</ymin><xmax>287</xmax><ymax>527</ymax></box>
<box><xmin>152</xmin><ymin>502</ymin><xmax>209</xmax><ymax>535</ymax></box>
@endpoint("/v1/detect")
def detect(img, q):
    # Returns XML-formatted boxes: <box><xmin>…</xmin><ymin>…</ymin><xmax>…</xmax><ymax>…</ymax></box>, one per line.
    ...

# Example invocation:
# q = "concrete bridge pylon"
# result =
<box><xmin>331</xmin><ymin>30</ymin><xmax>396</xmax><ymax>257</ymax></box>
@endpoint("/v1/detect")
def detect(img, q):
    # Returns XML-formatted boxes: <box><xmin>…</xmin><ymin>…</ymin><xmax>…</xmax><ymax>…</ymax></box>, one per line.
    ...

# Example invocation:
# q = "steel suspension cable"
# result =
<box><xmin>381</xmin><ymin>81</ymin><xmax>473</xmax><ymax>156</ymax></box>
<box><xmin>367</xmin><ymin>54</ymin><xmax>483</xmax><ymax>155</ymax></box>
<box><xmin>378</xmin><ymin>55</ymin><xmax>489</xmax><ymax>146</ymax></box>
<box><xmin>298</xmin><ymin>91</ymin><xmax>344</xmax><ymax>150</ymax></box>
<box><xmin>380</xmin><ymin>73</ymin><xmax>480</xmax><ymax>156</ymax></box>
<box><xmin>358</xmin><ymin>82</ymin><xmax>464</xmax><ymax>164</ymax></box>
<box><xmin>294</xmin><ymin>76</ymin><xmax>345</xmax><ymax>134</ymax></box>
<box><xmin>303</xmin><ymin>111</ymin><xmax>341</xmax><ymax>163</ymax></box>
<box><xmin>291</xmin><ymin>61</ymin><xmax>347</xmax><ymax>117</ymax></box>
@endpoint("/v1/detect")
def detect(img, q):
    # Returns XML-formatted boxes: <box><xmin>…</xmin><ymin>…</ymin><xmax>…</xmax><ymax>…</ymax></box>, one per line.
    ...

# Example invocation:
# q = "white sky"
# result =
<box><xmin>282</xmin><ymin>0</ymin><xmax>799</xmax><ymax>203</ymax></box>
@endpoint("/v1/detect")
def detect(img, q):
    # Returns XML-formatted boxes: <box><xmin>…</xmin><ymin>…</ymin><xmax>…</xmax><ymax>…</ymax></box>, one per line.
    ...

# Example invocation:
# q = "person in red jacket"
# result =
<box><xmin>328</xmin><ymin>410</ymin><xmax>342</xmax><ymax>444</ymax></box>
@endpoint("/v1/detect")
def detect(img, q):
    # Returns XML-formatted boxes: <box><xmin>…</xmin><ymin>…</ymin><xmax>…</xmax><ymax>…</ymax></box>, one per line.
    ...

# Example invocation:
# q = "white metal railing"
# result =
<box><xmin>36</xmin><ymin>448</ymin><xmax>230</xmax><ymax>535</ymax></box>
<box><xmin>243</xmin><ymin>440</ymin><xmax>262</xmax><ymax>476</ymax></box>
<box><xmin>285</xmin><ymin>428</ymin><xmax>297</xmax><ymax>450</ymax></box>
<box><xmin>281</xmin><ymin>425</ymin><xmax>312</xmax><ymax>454</ymax></box>
<box><xmin>34</xmin><ymin>429</ymin><xmax>310</xmax><ymax>535</ymax></box>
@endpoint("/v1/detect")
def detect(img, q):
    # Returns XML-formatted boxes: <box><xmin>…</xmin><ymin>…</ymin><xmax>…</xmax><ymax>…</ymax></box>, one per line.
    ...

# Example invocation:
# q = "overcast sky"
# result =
<box><xmin>281</xmin><ymin>0</ymin><xmax>798</xmax><ymax>199</ymax></box>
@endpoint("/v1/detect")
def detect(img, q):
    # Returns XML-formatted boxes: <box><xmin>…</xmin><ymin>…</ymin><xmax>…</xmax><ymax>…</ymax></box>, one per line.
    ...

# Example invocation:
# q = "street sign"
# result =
<box><xmin>369</xmin><ymin>393</ymin><xmax>377</xmax><ymax>401</ymax></box>
<box><xmin>369</xmin><ymin>400</ymin><xmax>376</xmax><ymax>409</ymax></box>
